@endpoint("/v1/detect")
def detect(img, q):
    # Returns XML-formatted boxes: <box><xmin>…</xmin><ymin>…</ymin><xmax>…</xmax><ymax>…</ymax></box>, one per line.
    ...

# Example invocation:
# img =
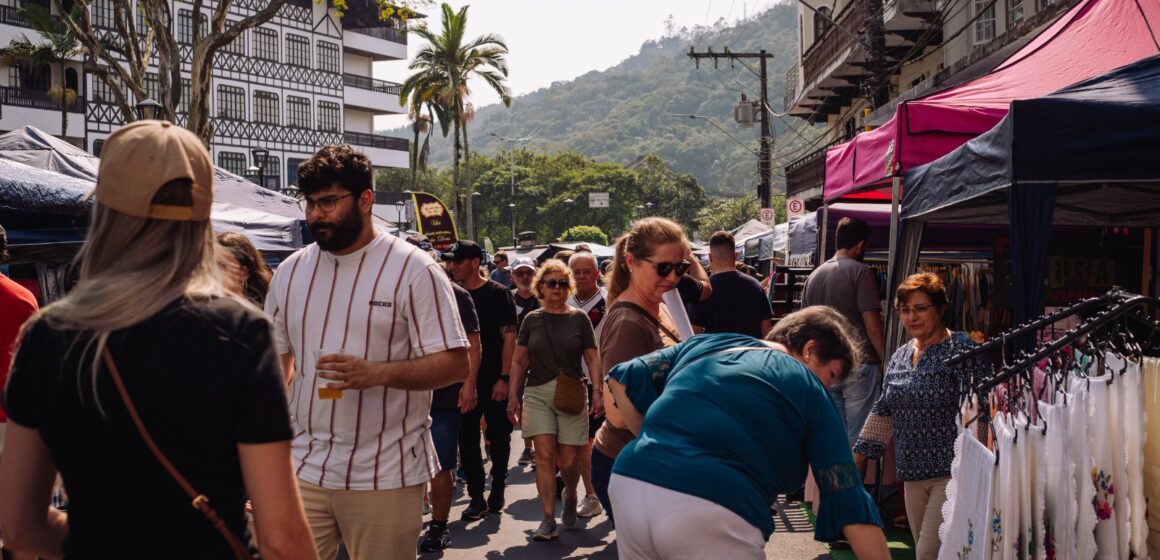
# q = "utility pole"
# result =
<box><xmin>864</xmin><ymin>0</ymin><xmax>889</xmax><ymax>108</ymax></box>
<box><xmin>687</xmin><ymin>47</ymin><xmax>775</xmax><ymax>209</ymax></box>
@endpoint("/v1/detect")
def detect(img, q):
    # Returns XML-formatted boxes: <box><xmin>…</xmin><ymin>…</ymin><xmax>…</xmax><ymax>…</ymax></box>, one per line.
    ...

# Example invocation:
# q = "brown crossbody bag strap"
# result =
<box><xmin>102</xmin><ymin>349</ymin><xmax>253</xmax><ymax>560</ymax></box>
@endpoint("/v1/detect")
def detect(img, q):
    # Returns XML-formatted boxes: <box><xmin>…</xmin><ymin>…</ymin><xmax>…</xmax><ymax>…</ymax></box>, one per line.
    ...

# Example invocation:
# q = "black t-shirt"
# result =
<box><xmin>692</xmin><ymin>271</ymin><xmax>774</xmax><ymax>338</ymax></box>
<box><xmin>677</xmin><ymin>274</ymin><xmax>704</xmax><ymax>305</ymax></box>
<box><xmin>3</xmin><ymin>296</ymin><xmax>292</xmax><ymax>559</ymax></box>
<box><xmin>467</xmin><ymin>280</ymin><xmax>517</xmax><ymax>388</ymax></box>
<box><xmin>433</xmin><ymin>284</ymin><xmax>480</xmax><ymax>410</ymax></box>
<box><xmin>512</xmin><ymin>290</ymin><xmax>539</xmax><ymax>330</ymax></box>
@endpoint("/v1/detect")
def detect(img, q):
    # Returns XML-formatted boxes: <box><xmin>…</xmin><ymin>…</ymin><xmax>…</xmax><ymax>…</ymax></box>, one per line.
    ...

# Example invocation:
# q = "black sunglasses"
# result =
<box><xmin>641</xmin><ymin>258</ymin><xmax>691</xmax><ymax>278</ymax></box>
<box><xmin>541</xmin><ymin>279</ymin><xmax>570</xmax><ymax>290</ymax></box>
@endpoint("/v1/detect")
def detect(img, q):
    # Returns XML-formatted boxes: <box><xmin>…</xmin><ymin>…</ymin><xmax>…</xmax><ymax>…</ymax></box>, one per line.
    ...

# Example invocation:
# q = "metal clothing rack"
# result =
<box><xmin>944</xmin><ymin>288</ymin><xmax>1160</xmax><ymax>395</ymax></box>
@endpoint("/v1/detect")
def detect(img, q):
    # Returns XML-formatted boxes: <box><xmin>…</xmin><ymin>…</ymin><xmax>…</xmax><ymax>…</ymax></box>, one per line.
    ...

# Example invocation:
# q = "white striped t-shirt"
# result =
<box><xmin>265</xmin><ymin>232</ymin><xmax>468</xmax><ymax>491</ymax></box>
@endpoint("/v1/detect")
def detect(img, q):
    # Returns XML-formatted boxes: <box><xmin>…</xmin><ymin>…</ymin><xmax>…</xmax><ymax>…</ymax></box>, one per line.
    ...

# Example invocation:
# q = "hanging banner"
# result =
<box><xmin>411</xmin><ymin>191</ymin><xmax>458</xmax><ymax>250</ymax></box>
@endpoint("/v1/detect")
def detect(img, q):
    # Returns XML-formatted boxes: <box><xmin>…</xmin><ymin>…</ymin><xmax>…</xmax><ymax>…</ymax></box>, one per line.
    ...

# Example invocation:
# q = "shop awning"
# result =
<box><xmin>823</xmin><ymin>0</ymin><xmax>1160</xmax><ymax>202</ymax></box>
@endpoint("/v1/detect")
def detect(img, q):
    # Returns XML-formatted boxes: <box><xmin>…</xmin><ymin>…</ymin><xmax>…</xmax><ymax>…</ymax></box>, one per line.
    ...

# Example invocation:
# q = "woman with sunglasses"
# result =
<box><xmin>852</xmin><ymin>273</ymin><xmax>990</xmax><ymax>560</ymax></box>
<box><xmin>591</xmin><ymin>217</ymin><xmax>709</xmax><ymax>526</ymax></box>
<box><xmin>507</xmin><ymin>259</ymin><xmax>603</xmax><ymax>541</ymax></box>
<box><xmin>605</xmin><ymin>307</ymin><xmax>889</xmax><ymax>560</ymax></box>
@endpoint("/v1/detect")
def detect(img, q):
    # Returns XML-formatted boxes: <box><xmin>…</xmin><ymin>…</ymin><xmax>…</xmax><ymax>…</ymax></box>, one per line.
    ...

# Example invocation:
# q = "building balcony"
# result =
<box><xmin>343</xmin><ymin>73</ymin><xmax>404</xmax><ymax>114</ymax></box>
<box><xmin>345</xmin><ymin>130</ymin><xmax>408</xmax><ymax>169</ymax></box>
<box><xmin>0</xmin><ymin>86</ymin><xmax>86</xmax><ymax>138</ymax></box>
<box><xmin>343</xmin><ymin>27</ymin><xmax>407</xmax><ymax>61</ymax></box>
<box><xmin>784</xmin><ymin>144</ymin><xmax>829</xmax><ymax>202</ymax></box>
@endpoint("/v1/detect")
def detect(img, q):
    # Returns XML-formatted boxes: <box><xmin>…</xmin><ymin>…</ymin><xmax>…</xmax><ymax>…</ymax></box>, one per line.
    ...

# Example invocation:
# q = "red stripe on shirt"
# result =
<box><xmin>426</xmin><ymin>267</ymin><xmax>451</xmax><ymax>351</ymax></box>
<box><xmin>296</xmin><ymin>254</ymin><xmax>323</xmax><ymax>477</ymax></box>
<box><xmin>373</xmin><ymin>244</ymin><xmax>409</xmax><ymax>488</ymax></box>
<box><xmin>333</xmin><ymin>252</ymin><xmax>367</xmax><ymax>490</ymax></box>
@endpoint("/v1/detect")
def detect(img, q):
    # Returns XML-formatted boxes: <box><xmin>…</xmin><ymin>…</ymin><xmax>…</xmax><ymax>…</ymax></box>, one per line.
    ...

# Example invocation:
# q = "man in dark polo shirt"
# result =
<box><xmin>692</xmin><ymin>231</ymin><xmax>773</xmax><ymax>338</ymax></box>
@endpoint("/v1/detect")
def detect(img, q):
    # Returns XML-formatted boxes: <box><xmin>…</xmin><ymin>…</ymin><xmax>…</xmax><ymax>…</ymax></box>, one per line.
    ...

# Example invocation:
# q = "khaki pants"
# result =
<box><xmin>903</xmin><ymin>477</ymin><xmax>950</xmax><ymax>560</ymax></box>
<box><xmin>298</xmin><ymin>479</ymin><xmax>424</xmax><ymax>560</ymax></box>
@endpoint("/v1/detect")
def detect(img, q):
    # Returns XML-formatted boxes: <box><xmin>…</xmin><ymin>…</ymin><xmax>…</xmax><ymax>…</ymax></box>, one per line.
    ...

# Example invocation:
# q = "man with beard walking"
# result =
<box><xmin>265</xmin><ymin>145</ymin><xmax>470</xmax><ymax>560</ymax></box>
<box><xmin>800</xmin><ymin>217</ymin><xmax>885</xmax><ymax>446</ymax></box>
<box><xmin>443</xmin><ymin>240</ymin><xmax>518</xmax><ymax>521</ymax></box>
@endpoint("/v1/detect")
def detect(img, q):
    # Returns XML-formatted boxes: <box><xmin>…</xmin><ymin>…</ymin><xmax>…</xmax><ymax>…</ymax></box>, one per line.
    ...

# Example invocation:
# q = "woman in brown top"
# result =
<box><xmin>591</xmin><ymin>216</ymin><xmax>708</xmax><ymax>526</ymax></box>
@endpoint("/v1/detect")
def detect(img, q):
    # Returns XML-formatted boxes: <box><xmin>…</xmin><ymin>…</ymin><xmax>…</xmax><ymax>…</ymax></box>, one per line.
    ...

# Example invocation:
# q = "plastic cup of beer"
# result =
<box><xmin>314</xmin><ymin>348</ymin><xmax>345</xmax><ymax>400</ymax></box>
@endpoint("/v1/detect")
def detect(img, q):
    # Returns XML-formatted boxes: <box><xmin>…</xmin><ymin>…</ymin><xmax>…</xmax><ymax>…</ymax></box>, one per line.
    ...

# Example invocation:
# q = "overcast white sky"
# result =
<box><xmin>374</xmin><ymin>0</ymin><xmax>780</xmax><ymax>129</ymax></box>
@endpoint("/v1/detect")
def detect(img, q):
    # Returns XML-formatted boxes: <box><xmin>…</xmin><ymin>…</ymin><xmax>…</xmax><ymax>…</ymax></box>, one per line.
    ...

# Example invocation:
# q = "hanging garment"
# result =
<box><xmin>996</xmin><ymin>414</ymin><xmax>1022</xmax><ymax>560</ymax></box>
<box><xmin>1113</xmin><ymin>354</ymin><xmax>1148</xmax><ymax>559</ymax></box>
<box><xmin>1143</xmin><ymin>357</ymin><xmax>1160</xmax><ymax>560</ymax></box>
<box><xmin>1070</xmin><ymin>379</ymin><xmax>1098</xmax><ymax>560</ymax></box>
<box><xmin>1088</xmin><ymin>367</ymin><xmax>1125</xmax><ymax>560</ymax></box>
<box><xmin>1012</xmin><ymin>413</ymin><xmax>1037</xmax><ymax>560</ymax></box>
<box><xmin>1026</xmin><ymin>418</ymin><xmax>1047</xmax><ymax>560</ymax></box>
<box><xmin>938</xmin><ymin>431</ymin><xmax>996</xmax><ymax>560</ymax></box>
<box><xmin>1038</xmin><ymin>399</ymin><xmax>1075</xmax><ymax>560</ymax></box>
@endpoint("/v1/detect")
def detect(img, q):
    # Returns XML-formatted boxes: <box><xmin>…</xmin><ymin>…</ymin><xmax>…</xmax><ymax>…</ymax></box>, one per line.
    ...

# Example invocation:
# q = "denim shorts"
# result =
<box><xmin>429</xmin><ymin>408</ymin><xmax>460</xmax><ymax>472</ymax></box>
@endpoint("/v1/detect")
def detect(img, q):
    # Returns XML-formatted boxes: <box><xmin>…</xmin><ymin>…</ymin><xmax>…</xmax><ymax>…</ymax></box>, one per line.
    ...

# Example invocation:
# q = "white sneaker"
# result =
<box><xmin>576</xmin><ymin>494</ymin><xmax>603</xmax><ymax>518</ymax></box>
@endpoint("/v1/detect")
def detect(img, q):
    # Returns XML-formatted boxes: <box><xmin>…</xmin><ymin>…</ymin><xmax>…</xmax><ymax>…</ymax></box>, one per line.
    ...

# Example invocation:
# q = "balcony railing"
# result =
<box><xmin>345</xmin><ymin>131</ymin><xmax>408</xmax><ymax>151</ymax></box>
<box><xmin>801</xmin><ymin>0</ymin><xmax>868</xmax><ymax>87</ymax></box>
<box><xmin>0</xmin><ymin>86</ymin><xmax>85</xmax><ymax>113</ymax></box>
<box><xmin>343</xmin><ymin>73</ymin><xmax>402</xmax><ymax>95</ymax></box>
<box><xmin>0</xmin><ymin>5</ymin><xmax>35</xmax><ymax>28</ymax></box>
<box><xmin>784</xmin><ymin>64</ymin><xmax>799</xmax><ymax>111</ymax></box>
<box><xmin>345</xmin><ymin>26</ymin><xmax>407</xmax><ymax>45</ymax></box>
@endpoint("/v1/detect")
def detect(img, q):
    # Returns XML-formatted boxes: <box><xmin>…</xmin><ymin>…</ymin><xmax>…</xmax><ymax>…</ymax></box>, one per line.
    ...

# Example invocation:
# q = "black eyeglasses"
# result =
<box><xmin>641</xmin><ymin>258</ymin><xmax>690</xmax><ymax>278</ymax></box>
<box><xmin>541</xmin><ymin>279</ymin><xmax>570</xmax><ymax>290</ymax></box>
<box><xmin>300</xmin><ymin>193</ymin><xmax>355</xmax><ymax>212</ymax></box>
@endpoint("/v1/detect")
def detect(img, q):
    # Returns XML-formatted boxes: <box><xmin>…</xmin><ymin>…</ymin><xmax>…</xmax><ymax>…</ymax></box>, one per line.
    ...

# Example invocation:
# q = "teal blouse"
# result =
<box><xmin>608</xmin><ymin>332</ymin><xmax>882</xmax><ymax>541</ymax></box>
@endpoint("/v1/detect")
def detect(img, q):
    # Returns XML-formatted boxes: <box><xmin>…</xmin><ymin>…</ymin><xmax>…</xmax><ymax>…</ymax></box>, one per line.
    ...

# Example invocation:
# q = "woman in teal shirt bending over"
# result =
<box><xmin>606</xmin><ymin>306</ymin><xmax>889</xmax><ymax>560</ymax></box>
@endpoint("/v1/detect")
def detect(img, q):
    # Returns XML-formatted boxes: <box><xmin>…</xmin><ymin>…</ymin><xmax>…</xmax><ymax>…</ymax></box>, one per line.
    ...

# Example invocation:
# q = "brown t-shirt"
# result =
<box><xmin>593</xmin><ymin>301</ymin><xmax>679</xmax><ymax>458</ymax></box>
<box><xmin>517</xmin><ymin>308</ymin><xmax>597</xmax><ymax>387</ymax></box>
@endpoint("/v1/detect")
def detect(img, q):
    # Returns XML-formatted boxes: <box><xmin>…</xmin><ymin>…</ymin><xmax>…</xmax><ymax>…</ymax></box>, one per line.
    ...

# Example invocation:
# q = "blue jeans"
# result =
<box><xmin>590</xmin><ymin>446</ymin><xmax>616</xmax><ymax>526</ymax></box>
<box><xmin>828</xmin><ymin>363</ymin><xmax>882</xmax><ymax>447</ymax></box>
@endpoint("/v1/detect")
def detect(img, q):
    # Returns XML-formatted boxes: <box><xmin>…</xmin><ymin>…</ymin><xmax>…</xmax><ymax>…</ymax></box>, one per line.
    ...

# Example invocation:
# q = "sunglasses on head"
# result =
<box><xmin>541</xmin><ymin>279</ymin><xmax>569</xmax><ymax>290</ymax></box>
<box><xmin>641</xmin><ymin>258</ymin><xmax>691</xmax><ymax>278</ymax></box>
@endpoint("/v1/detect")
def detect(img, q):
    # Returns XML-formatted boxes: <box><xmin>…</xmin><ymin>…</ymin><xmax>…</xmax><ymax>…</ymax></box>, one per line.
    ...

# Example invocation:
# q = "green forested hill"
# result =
<box><xmin>384</xmin><ymin>3</ymin><xmax>822</xmax><ymax>197</ymax></box>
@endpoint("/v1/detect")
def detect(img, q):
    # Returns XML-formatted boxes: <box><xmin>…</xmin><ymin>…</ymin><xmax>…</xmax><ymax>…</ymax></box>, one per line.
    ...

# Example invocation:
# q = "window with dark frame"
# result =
<box><xmin>254</xmin><ymin>28</ymin><xmax>278</xmax><ymax>61</ymax></box>
<box><xmin>217</xmin><ymin>85</ymin><xmax>245</xmax><ymax>120</ymax></box>
<box><xmin>145</xmin><ymin>73</ymin><xmax>161</xmax><ymax>102</ymax></box>
<box><xmin>179</xmin><ymin>79</ymin><xmax>190</xmax><ymax>113</ymax></box>
<box><xmin>287</xmin><ymin>95</ymin><xmax>310</xmax><ymax>128</ymax></box>
<box><xmin>218</xmin><ymin>152</ymin><xmax>247</xmax><ymax>177</ymax></box>
<box><xmin>286</xmin><ymin>34</ymin><xmax>310</xmax><ymax>67</ymax></box>
<box><xmin>178</xmin><ymin>9</ymin><xmax>207</xmax><ymax>44</ymax></box>
<box><xmin>317</xmin><ymin>101</ymin><xmax>340</xmax><ymax>132</ymax></box>
<box><xmin>92</xmin><ymin>0</ymin><xmax>115</xmax><ymax>29</ymax></box>
<box><xmin>317</xmin><ymin>41</ymin><xmax>340</xmax><ymax>73</ymax></box>
<box><xmin>91</xmin><ymin>76</ymin><xmax>123</xmax><ymax>104</ymax></box>
<box><xmin>254</xmin><ymin>90</ymin><xmax>280</xmax><ymax>125</ymax></box>
<box><xmin>287</xmin><ymin>158</ymin><xmax>308</xmax><ymax>187</ymax></box>
<box><xmin>222</xmin><ymin>20</ymin><xmax>245</xmax><ymax>55</ymax></box>
<box><xmin>10</xmin><ymin>64</ymin><xmax>50</xmax><ymax>91</ymax></box>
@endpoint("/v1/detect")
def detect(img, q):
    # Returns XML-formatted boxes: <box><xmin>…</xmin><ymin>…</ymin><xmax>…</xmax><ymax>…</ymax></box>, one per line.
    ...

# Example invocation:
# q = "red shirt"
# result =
<box><xmin>0</xmin><ymin>274</ymin><xmax>38</xmax><ymax>422</ymax></box>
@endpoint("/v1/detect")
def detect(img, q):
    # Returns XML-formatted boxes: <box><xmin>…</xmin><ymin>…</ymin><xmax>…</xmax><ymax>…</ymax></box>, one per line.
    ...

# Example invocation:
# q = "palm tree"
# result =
<box><xmin>400</xmin><ymin>3</ymin><xmax>511</xmax><ymax>240</ymax></box>
<box><xmin>0</xmin><ymin>4</ymin><xmax>83</xmax><ymax>140</ymax></box>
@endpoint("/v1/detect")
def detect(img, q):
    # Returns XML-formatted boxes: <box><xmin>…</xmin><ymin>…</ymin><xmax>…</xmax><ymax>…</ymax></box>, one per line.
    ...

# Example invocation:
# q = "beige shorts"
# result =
<box><xmin>522</xmin><ymin>379</ymin><xmax>589</xmax><ymax>446</ymax></box>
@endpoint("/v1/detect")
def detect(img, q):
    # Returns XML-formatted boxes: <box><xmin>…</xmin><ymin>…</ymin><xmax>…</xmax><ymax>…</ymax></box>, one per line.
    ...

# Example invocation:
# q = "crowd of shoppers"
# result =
<box><xmin>0</xmin><ymin>127</ymin><xmax>997</xmax><ymax>559</ymax></box>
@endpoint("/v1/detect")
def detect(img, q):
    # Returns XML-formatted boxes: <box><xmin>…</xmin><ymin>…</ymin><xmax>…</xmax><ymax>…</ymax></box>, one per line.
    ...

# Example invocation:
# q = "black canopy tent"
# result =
<box><xmin>895</xmin><ymin>54</ymin><xmax>1160</xmax><ymax>350</ymax></box>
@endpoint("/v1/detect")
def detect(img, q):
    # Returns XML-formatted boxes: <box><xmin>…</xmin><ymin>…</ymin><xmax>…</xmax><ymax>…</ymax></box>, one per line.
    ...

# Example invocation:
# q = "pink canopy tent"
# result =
<box><xmin>823</xmin><ymin>0</ymin><xmax>1160</xmax><ymax>201</ymax></box>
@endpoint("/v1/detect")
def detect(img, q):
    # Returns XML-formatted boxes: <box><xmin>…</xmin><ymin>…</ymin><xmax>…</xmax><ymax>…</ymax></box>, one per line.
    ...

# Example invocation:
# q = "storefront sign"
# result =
<box><xmin>411</xmin><ymin>191</ymin><xmax>458</xmax><ymax>250</ymax></box>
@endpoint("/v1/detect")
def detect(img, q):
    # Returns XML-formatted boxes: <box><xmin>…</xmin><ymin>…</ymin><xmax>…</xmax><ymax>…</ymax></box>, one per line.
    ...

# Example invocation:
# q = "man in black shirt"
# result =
<box><xmin>509</xmin><ymin>257</ymin><xmax>539</xmax><ymax>468</ymax></box>
<box><xmin>443</xmin><ymin>240</ymin><xmax>518</xmax><ymax>521</ymax></box>
<box><xmin>692</xmin><ymin>231</ymin><xmax>774</xmax><ymax>338</ymax></box>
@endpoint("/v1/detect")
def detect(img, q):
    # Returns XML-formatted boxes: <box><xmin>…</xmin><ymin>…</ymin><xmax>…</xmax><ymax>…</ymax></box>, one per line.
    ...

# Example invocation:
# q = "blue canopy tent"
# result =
<box><xmin>898</xmin><ymin>53</ymin><xmax>1160</xmax><ymax>348</ymax></box>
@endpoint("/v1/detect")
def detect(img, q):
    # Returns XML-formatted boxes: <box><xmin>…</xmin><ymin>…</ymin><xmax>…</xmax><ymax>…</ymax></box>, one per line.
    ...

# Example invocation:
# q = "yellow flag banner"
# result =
<box><xmin>411</xmin><ymin>191</ymin><xmax>458</xmax><ymax>250</ymax></box>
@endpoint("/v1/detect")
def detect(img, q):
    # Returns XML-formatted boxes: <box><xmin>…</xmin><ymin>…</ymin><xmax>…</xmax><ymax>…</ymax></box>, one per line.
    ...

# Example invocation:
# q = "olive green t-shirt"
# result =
<box><xmin>517</xmin><ymin>307</ymin><xmax>597</xmax><ymax>387</ymax></box>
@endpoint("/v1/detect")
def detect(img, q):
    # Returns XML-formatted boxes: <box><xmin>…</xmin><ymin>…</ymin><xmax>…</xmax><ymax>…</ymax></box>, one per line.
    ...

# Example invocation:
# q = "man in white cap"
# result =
<box><xmin>508</xmin><ymin>257</ymin><xmax>539</xmax><ymax>467</ymax></box>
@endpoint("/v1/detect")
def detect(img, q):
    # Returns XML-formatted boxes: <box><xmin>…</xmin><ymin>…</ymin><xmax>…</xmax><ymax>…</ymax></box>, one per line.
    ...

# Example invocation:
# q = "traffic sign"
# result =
<box><xmin>589</xmin><ymin>192</ymin><xmax>609</xmax><ymax>208</ymax></box>
<box><xmin>759</xmin><ymin>207</ymin><xmax>776</xmax><ymax>225</ymax></box>
<box><xmin>787</xmin><ymin>198</ymin><xmax>805</xmax><ymax>218</ymax></box>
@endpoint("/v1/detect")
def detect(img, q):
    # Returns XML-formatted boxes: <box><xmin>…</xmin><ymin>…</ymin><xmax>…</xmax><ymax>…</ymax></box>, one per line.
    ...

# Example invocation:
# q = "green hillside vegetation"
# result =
<box><xmin>384</xmin><ymin>3</ymin><xmax>823</xmax><ymax>199</ymax></box>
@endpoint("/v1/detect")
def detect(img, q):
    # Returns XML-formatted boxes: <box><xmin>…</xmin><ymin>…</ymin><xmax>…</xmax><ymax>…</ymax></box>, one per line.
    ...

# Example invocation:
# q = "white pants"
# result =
<box><xmin>609</xmin><ymin>474</ymin><xmax>767</xmax><ymax>560</ymax></box>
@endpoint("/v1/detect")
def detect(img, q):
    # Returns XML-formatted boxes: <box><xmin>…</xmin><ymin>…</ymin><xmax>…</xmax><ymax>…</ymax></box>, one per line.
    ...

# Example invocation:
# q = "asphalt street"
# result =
<box><xmin>420</xmin><ymin>430</ymin><xmax>834</xmax><ymax>559</ymax></box>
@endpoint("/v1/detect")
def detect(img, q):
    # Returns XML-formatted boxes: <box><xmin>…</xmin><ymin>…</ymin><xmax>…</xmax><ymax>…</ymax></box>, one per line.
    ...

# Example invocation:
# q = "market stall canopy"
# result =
<box><xmin>903</xmin><ymin>53</ymin><xmax>1160</xmax><ymax>227</ymax></box>
<box><xmin>824</xmin><ymin>0</ymin><xmax>1160</xmax><ymax>201</ymax></box>
<box><xmin>0</xmin><ymin>126</ymin><xmax>307</xmax><ymax>251</ymax></box>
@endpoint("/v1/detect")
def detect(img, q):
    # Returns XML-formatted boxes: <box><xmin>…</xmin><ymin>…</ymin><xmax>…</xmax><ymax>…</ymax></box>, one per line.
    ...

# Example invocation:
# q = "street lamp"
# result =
<box><xmin>490</xmin><ymin>130</ymin><xmax>538</xmax><ymax>196</ymax></box>
<box><xmin>251</xmin><ymin>148</ymin><xmax>269</xmax><ymax>190</ymax></box>
<box><xmin>563</xmin><ymin>198</ymin><xmax>574</xmax><ymax>237</ymax></box>
<box><xmin>508</xmin><ymin>203</ymin><xmax>517</xmax><ymax>248</ymax></box>
<box><xmin>471</xmin><ymin>192</ymin><xmax>482</xmax><ymax>241</ymax></box>
<box><xmin>281</xmin><ymin>184</ymin><xmax>301</xmax><ymax>200</ymax></box>
<box><xmin>135</xmin><ymin>98</ymin><xmax>162</xmax><ymax>120</ymax></box>
<box><xmin>395</xmin><ymin>199</ymin><xmax>408</xmax><ymax>234</ymax></box>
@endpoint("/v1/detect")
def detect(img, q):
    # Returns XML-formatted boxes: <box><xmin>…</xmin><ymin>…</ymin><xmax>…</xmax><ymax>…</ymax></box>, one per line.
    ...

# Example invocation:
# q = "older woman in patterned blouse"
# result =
<box><xmin>853</xmin><ymin>273</ymin><xmax>990</xmax><ymax>560</ymax></box>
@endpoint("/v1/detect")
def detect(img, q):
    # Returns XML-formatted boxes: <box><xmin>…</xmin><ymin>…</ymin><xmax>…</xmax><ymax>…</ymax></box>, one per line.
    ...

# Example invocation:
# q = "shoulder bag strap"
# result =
<box><xmin>539</xmin><ymin>312</ymin><xmax>583</xmax><ymax>381</ymax></box>
<box><xmin>613</xmin><ymin>300</ymin><xmax>683</xmax><ymax>344</ymax></box>
<box><xmin>102</xmin><ymin>349</ymin><xmax>253</xmax><ymax>560</ymax></box>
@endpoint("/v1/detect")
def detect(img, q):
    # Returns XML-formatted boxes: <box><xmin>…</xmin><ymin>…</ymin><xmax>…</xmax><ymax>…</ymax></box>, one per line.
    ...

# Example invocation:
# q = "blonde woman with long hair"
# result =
<box><xmin>0</xmin><ymin>121</ymin><xmax>316</xmax><ymax>560</ymax></box>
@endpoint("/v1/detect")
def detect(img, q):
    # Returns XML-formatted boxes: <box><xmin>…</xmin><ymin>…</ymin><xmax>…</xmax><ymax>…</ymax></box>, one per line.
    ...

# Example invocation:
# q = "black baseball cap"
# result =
<box><xmin>440</xmin><ymin>239</ymin><xmax>484</xmax><ymax>262</ymax></box>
